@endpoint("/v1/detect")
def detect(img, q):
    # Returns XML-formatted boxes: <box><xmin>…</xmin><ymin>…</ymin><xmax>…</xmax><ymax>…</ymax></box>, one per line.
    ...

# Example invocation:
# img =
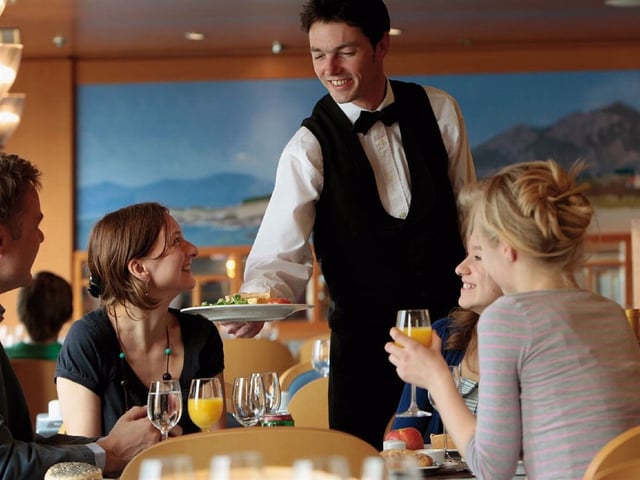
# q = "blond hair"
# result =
<box><xmin>460</xmin><ymin>160</ymin><xmax>594</xmax><ymax>273</ymax></box>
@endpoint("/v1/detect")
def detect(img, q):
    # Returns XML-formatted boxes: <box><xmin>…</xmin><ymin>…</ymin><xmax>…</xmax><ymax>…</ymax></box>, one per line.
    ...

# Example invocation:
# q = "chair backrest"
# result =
<box><xmin>120</xmin><ymin>426</ymin><xmax>380</xmax><ymax>480</ymax></box>
<box><xmin>583</xmin><ymin>424</ymin><xmax>640</xmax><ymax>479</ymax></box>
<box><xmin>297</xmin><ymin>333</ymin><xmax>330</xmax><ymax>363</ymax></box>
<box><xmin>279</xmin><ymin>361</ymin><xmax>315</xmax><ymax>391</ymax></box>
<box><xmin>9</xmin><ymin>358</ymin><xmax>58</xmax><ymax>429</ymax></box>
<box><xmin>222</xmin><ymin>337</ymin><xmax>294</xmax><ymax>384</ymax></box>
<box><xmin>287</xmin><ymin>376</ymin><xmax>329</xmax><ymax>429</ymax></box>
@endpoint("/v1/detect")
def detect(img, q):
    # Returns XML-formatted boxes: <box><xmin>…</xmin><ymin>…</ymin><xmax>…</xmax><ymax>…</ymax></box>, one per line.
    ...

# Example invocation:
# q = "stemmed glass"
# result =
<box><xmin>147</xmin><ymin>379</ymin><xmax>182</xmax><ymax>441</ymax></box>
<box><xmin>256</xmin><ymin>371</ymin><xmax>281</xmax><ymax>414</ymax></box>
<box><xmin>311</xmin><ymin>338</ymin><xmax>330</xmax><ymax>377</ymax></box>
<box><xmin>395</xmin><ymin>309</ymin><xmax>432</xmax><ymax>418</ymax></box>
<box><xmin>428</xmin><ymin>365</ymin><xmax>461</xmax><ymax>463</ymax></box>
<box><xmin>231</xmin><ymin>374</ymin><xmax>266</xmax><ymax>427</ymax></box>
<box><xmin>138</xmin><ymin>455</ymin><xmax>194</xmax><ymax>480</ymax></box>
<box><xmin>188</xmin><ymin>377</ymin><xmax>224</xmax><ymax>432</ymax></box>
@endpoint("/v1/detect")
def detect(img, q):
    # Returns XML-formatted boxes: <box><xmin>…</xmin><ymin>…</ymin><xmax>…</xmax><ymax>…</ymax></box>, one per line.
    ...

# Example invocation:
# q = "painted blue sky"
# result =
<box><xmin>76</xmin><ymin>70</ymin><xmax>640</xmax><ymax>189</ymax></box>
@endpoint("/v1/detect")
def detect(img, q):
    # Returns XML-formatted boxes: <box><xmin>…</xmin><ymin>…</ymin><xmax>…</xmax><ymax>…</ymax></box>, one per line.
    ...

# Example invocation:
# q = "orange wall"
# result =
<box><xmin>1</xmin><ymin>42</ymin><xmax>640</xmax><ymax>328</ymax></box>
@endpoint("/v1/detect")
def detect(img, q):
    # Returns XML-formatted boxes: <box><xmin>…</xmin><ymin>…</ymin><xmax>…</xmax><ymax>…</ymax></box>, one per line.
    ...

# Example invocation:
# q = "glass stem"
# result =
<box><xmin>409</xmin><ymin>383</ymin><xmax>418</xmax><ymax>411</ymax></box>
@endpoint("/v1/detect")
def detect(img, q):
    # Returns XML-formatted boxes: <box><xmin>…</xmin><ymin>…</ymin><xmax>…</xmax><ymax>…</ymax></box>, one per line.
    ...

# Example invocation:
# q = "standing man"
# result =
<box><xmin>0</xmin><ymin>153</ymin><xmax>160</xmax><ymax>478</ymax></box>
<box><xmin>238</xmin><ymin>0</ymin><xmax>475</xmax><ymax>448</ymax></box>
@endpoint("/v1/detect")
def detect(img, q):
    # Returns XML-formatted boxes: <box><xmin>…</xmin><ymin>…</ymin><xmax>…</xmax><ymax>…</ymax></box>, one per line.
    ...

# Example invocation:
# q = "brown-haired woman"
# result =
<box><xmin>56</xmin><ymin>202</ymin><xmax>225</xmax><ymax>436</ymax></box>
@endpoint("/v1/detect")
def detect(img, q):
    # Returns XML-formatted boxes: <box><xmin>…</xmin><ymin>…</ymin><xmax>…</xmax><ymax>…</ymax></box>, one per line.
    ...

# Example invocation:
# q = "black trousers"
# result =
<box><xmin>327</xmin><ymin>325</ymin><xmax>404</xmax><ymax>450</ymax></box>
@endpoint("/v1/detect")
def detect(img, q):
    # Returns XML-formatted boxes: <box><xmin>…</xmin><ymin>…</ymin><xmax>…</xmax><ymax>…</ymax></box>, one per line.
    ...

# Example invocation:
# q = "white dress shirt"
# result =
<box><xmin>241</xmin><ymin>80</ymin><xmax>476</xmax><ymax>301</ymax></box>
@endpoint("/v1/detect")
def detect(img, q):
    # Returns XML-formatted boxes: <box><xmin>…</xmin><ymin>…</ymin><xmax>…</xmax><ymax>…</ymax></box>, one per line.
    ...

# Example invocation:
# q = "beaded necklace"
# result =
<box><xmin>114</xmin><ymin>316</ymin><xmax>173</xmax><ymax>410</ymax></box>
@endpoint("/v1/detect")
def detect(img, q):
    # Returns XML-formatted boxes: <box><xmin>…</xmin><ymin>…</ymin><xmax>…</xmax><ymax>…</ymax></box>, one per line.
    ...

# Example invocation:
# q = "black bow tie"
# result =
<box><xmin>353</xmin><ymin>103</ymin><xmax>399</xmax><ymax>134</ymax></box>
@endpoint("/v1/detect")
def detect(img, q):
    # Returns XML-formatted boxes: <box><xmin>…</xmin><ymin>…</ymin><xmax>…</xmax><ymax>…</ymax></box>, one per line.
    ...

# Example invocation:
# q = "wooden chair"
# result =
<box><xmin>119</xmin><ymin>426</ymin><xmax>380</xmax><ymax>480</ymax></box>
<box><xmin>287</xmin><ymin>376</ymin><xmax>329</xmax><ymax>428</ymax></box>
<box><xmin>583</xmin><ymin>424</ymin><xmax>640</xmax><ymax>479</ymax></box>
<box><xmin>9</xmin><ymin>358</ymin><xmax>58</xmax><ymax>429</ymax></box>
<box><xmin>222</xmin><ymin>337</ymin><xmax>295</xmax><ymax>384</ymax></box>
<box><xmin>297</xmin><ymin>333</ymin><xmax>330</xmax><ymax>363</ymax></box>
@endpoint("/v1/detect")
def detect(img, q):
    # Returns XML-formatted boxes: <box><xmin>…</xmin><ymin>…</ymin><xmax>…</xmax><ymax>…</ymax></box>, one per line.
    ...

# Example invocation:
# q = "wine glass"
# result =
<box><xmin>395</xmin><ymin>309</ymin><xmax>432</xmax><ymax>418</ymax></box>
<box><xmin>311</xmin><ymin>338</ymin><xmax>330</xmax><ymax>377</ymax></box>
<box><xmin>428</xmin><ymin>365</ymin><xmax>461</xmax><ymax>463</ymax></box>
<box><xmin>188</xmin><ymin>377</ymin><xmax>224</xmax><ymax>432</ymax></box>
<box><xmin>209</xmin><ymin>452</ymin><xmax>265</xmax><ymax>480</ymax></box>
<box><xmin>231</xmin><ymin>374</ymin><xmax>266</xmax><ymax>427</ymax></box>
<box><xmin>138</xmin><ymin>455</ymin><xmax>194</xmax><ymax>480</ymax></box>
<box><xmin>256</xmin><ymin>371</ymin><xmax>281</xmax><ymax>414</ymax></box>
<box><xmin>147</xmin><ymin>379</ymin><xmax>182</xmax><ymax>441</ymax></box>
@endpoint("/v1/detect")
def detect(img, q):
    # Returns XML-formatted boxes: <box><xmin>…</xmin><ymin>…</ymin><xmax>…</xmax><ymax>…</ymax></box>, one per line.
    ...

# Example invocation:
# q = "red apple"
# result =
<box><xmin>384</xmin><ymin>427</ymin><xmax>424</xmax><ymax>450</ymax></box>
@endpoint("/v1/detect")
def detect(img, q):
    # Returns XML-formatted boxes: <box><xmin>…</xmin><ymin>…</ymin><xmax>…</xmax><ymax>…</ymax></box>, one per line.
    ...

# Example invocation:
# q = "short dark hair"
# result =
<box><xmin>0</xmin><ymin>153</ymin><xmax>42</xmax><ymax>239</ymax></box>
<box><xmin>17</xmin><ymin>271</ymin><xmax>73</xmax><ymax>342</ymax></box>
<box><xmin>300</xmin><ymin>0</ymin><xmax>390</xmax><ymax>48</ymax></box>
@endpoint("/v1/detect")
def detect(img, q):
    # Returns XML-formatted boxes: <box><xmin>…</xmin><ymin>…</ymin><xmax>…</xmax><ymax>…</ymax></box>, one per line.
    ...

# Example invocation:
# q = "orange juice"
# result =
<box><xmin>401</xmin><ymin>326</ymin><xmax>432</xmax><ymax>347</ymax></box>
<box><xmin>188</xmin><ymin>397</ymin><xmax>223</xmax><ymax>431</ymax></box>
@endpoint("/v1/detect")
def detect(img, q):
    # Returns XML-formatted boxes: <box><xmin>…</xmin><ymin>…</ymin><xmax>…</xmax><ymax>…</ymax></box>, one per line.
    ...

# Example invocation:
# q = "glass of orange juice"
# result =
<box><xmin>188</xmin><ymin>377</ymin><xmax>223</xmax><ymax>432</ymax></box>
<box><xmin>395</xmin><ymin>309</ymin><xmax>432</xmax><ymax>418</ymax></box>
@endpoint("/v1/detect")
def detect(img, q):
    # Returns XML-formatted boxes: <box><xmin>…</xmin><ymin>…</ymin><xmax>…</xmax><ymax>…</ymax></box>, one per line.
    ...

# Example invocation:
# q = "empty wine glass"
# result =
<box><xmin>395</xmin><ymin>309</ymin><xmax>432</xmax><ymax>418</ymax></box>
<box><xmin>209</xmin><ymin>451</ymin><xmax>265</xmax><ymax>480</ymax></box>
<box><xmin>147</xmin><ymin>379</ymin><xmax>182</xmax><ymax>441</ymax></box>
<box><xmin>231</xmin><ymin>374</ymin><xmax>266</xmax><ymax>427</ymax></box>
<box><xmin>188</xmin><ymin>377</ymin><xmax>224</xmax><ymax>432</ymax></box>
<box><xmin>138</xmin><ymin>455</ymin><xmax>194</xmax><ymax>480</ymax></box>
<box><xmin>256</xmin><ymin>371</ymin><xmax>281</xmax><ymax>414</ymax></box>
<box><xmin>311</xmin><ymin>338</ymin><xmax>330</xmax><ymax>377</ymax></box>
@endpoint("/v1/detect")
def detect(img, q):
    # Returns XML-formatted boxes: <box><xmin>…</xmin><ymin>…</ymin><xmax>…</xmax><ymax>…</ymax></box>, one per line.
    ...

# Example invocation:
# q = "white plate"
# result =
<box><xmin>180</xmin><ymin>304</ymin><xmax>313</xmax><ymax>322</ymax></box>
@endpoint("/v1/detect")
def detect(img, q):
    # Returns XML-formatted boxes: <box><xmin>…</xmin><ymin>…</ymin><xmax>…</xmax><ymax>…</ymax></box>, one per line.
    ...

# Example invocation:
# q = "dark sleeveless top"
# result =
<box><xmin>302</xmin><ymin>80</ymin><xmax>465</xmax><ymax>332</ymax></box>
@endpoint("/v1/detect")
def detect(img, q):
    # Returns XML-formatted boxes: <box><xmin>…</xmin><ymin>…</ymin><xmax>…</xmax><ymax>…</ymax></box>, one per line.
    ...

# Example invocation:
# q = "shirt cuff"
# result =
<box><xmin>86</xmin><ymin>442</ymin><xmax>106</xmax><ymax>471</ymax></box>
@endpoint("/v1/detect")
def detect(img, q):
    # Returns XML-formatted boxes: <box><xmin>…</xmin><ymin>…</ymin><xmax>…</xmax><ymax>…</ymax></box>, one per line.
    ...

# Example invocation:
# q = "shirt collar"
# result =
<box><xmin>338</xmin><ymin>79</ymin><xmax>395</xmax><ymax>125</ymax></box>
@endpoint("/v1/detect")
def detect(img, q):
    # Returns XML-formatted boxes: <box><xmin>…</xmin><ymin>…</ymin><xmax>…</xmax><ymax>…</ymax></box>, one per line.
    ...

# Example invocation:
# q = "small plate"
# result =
<box><xmin>181</xmin><ymin>304</ymin><xmax>313</xmax><ymax>322</ymax></box>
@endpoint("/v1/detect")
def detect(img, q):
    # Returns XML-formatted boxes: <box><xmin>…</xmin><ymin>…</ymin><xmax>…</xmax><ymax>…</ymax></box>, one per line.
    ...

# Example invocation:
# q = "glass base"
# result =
<box><xmin>395</xmin><ymin>408</ymin><xmax>432</xmax><ymax>418</ymax></box>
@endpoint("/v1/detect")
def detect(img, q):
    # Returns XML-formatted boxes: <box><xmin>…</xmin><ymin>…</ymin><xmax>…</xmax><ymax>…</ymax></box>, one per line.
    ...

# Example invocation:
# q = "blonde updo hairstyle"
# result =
<box><xmin>87</xmin><ymin>202</ymin><xmax>171</xmax><ymax>313</ymax></box>
<box><xmin>462</xmin><ymin>159</ymin><xmax>594</xmax><ymax>274</ymax></box>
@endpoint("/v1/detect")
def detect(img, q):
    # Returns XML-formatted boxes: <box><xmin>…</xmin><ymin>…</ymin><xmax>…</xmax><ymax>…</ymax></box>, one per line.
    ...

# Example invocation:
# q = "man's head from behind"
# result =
<box><xmin>300</xmin><ymin>0</ymin><xmax>390</xmax><ymax>49</ymax></box>
<box><xmin>0</xmin><ymin>153</ymin><xmax>44</xmax><ymax>294</ymax></box>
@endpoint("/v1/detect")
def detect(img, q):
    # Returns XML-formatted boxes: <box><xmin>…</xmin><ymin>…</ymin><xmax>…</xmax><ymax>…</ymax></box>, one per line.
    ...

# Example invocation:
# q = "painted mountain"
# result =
<box><xmin>472</xmin><ymin>102</ymin><xmax>640</xmax><ymax>180</ymax></box>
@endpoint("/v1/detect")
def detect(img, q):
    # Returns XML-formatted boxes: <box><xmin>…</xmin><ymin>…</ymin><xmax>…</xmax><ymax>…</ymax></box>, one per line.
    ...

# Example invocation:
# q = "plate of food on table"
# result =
<box><xmin>181</xmin><ymin>292</ymin><xmax>313</xmax><ymax>322</ymax></box>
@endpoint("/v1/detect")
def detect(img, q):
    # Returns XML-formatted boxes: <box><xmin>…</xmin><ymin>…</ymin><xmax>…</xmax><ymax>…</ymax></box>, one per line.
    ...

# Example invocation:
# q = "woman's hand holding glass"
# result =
<box><xmin>188</xmin><ymin>377</ymin><xmax>223</xmax><ymax>432</ymax></box>
<box><xmin>147</xmin><ymin>379</ymin><xmax>182</xmax><ymax>441</ymax></box>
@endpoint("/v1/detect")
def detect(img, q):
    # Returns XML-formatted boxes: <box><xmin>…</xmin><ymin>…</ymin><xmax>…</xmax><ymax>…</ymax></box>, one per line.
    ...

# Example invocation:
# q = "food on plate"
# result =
<box><xmin>380</xmin><ymin>448</ymin><xmax>434</xmax><ymax>468</ymax></box>
<box><xmin>430</xmin><ymin>432</ymin><xmax>456</xmax><ymax>450</ymax></box>
<box><xmin>200</xmin><ymin>292</ymin><xmax>293</xmax><ymax>306</ymax></box>
<box><xmin>384</xmin><ymin>427</ymin><xmax>424</xmax><ymax>450</ymax></box>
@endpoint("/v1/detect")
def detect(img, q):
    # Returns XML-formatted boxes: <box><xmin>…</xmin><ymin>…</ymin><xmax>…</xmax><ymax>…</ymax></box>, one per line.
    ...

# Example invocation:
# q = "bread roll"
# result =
<box><xmin>44</xmin><ymin>462</ymin><xmax>103</xmax><ymax>480</ymax></box>
<box><xmin>380</xmin><ymin>448</ymin><xmax>434</xmax><ymax>468</ymax></box>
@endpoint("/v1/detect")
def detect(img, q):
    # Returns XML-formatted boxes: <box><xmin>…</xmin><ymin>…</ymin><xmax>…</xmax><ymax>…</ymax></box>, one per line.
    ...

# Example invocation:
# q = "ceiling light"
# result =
<box><xmin>272</xmin><ymin>40</ymin><xmax>283</xmax><ymax>55</ymax></box>
<box><xmin>184</xmin><ymin>32</ymin><xmax>205</xmax><ymax>41</ymax></box>
<box><xmin>0</xmin><ymin>92</ymin><xmax>25</xmax><ymax>148</ymax></box>
<box><xmin>389</xmin><ymin>28</ymin><xmax>402</xmax><ymax>36</ymax></box>
<box><xmin>605</xmin><ymin>0</ymin><xmax>640</xmax><ymax>6</ymax></box>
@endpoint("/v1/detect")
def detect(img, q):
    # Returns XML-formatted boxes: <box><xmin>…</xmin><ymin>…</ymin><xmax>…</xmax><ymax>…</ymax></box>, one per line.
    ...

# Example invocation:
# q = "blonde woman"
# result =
<box><xmin>386</xmin><ymin>160</ymin><xmax>640</xmax><ymax>479</ymax></box>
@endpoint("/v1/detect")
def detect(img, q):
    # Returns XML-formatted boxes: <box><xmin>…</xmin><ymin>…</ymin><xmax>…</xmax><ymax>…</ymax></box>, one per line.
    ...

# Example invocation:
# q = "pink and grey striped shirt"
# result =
<box><xmin>465</xmin><ymin>289</ymin><xmax>640</xmax><ymax>480</ymax></box>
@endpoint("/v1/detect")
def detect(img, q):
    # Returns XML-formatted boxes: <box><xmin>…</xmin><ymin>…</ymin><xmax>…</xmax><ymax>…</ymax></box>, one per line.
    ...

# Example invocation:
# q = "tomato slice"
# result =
<box><xmin>266</xmin><ymin>298</ymin><xmax>292</xmax><ymax>304</ymax></box>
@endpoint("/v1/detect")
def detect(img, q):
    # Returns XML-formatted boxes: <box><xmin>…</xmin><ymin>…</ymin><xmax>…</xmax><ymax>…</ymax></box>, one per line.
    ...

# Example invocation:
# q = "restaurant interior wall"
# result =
<box><xmin>0</xmin><ymin>41</ymin><xmax>639</xmax><ymax>334</ymax></box>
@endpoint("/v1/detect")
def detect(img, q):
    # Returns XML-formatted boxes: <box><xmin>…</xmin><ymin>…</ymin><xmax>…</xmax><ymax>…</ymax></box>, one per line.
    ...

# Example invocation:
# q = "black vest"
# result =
<box><xmin>302</xmin><ymin>80</ymin><xmax>465</xmax><ymax>331</ymax></box>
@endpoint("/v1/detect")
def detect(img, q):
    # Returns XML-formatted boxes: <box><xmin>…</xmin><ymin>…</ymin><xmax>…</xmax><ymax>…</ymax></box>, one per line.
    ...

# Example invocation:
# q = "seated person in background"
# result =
<box><xmin>391</xmin><ymin>218</ymin><xmax>502</xmax><ymax>441</ymax></box>
<box><xmin>386</xmin><ymin>160</ymin><xmax>640</xmax><ymax>479</ymax></box>
<box><xmin>5</xmin><ymin>271</ymin><xmax>72</xmax><ymax>360</ymax></box>
<box><xmin>56</xmin><ymin>202</ymin><xmax>226</xmax><ymax>437</ymax></box>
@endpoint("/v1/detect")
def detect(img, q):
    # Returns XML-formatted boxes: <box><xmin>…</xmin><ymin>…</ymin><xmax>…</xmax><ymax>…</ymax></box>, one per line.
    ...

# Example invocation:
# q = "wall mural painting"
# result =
<box><xmin>76</xmin><ymin>70</ymin><xmax>640</xmax><ymax>250</ymax></box>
